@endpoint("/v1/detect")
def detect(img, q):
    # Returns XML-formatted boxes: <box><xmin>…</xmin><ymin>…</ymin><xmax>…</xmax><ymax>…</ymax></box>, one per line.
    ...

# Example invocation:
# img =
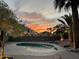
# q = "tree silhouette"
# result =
<box><xmin>54</xmin><ymin>0</ymin><xmax>79</xmax><ymax>48</ymax></box>
<box><xmin>0</xmin><ymin>0</ymin><xmax>18</xmax><ymax>58</ymax></box>
<box><xmin>57</xmin><ymin>14</ymin><xmax>73</xmax><ymax>47</ymax></box>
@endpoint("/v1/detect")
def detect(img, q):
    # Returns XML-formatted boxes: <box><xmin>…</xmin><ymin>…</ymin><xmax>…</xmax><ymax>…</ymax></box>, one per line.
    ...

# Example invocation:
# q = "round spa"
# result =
<box><xmin>5</xmin><ymin>42</ymin><xmax>65</xmax><ymax>59</ymax></box>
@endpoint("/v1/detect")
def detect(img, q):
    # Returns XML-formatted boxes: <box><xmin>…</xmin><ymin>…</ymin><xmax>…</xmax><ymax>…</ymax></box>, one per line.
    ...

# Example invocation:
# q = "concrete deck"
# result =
<box><xmin>0</xmin><ymin>42</ymin><xmax>79</xmax><ymax>59</ymax></box>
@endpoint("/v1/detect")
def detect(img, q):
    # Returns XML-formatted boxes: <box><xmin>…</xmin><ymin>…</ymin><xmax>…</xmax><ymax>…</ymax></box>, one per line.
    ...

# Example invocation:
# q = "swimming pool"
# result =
<box><xmin>16</xmin><ymin>42</ymin><xmax>58</xmax><ymax>50</ymax></box>
<box><xmin>4</xmin><ymin>42</ymin><xmax>65</xmax><ymax>59</ymax></box>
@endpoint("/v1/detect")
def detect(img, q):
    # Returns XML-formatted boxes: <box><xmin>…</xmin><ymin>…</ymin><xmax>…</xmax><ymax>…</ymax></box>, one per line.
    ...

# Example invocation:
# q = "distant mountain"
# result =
<box><xmin>39</xmin><ymin>31</ymin><xmax>51</xmax><ymax>36</ymax></box>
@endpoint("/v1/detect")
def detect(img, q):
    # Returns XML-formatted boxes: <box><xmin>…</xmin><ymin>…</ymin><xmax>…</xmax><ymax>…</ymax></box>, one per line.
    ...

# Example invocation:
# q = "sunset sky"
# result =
<box><xmin>4</xmin><ymin>0</ymin><xmax>70</xmax><ymax>33</ymax></box>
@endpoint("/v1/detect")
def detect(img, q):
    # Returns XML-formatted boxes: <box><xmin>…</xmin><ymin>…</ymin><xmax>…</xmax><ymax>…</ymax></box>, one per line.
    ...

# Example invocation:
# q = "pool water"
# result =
<box><xmin>16</xmin><ymin>43</ymin><xmax>58</xmax><ymax>50</ymax></box>
<box><xmin>4</xmin><ymin>42</ymin><xmax>65</xmax><ymax>57</ymax></box>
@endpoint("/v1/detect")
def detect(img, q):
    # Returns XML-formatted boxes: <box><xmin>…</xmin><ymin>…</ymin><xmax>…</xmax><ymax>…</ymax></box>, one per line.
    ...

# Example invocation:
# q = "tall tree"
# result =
<box><xmin>0</xmin><ymin>0</ymin><xmax>20</xmax><ymax>58</ymax></box>
<box><xmin>57</xmin><ymin>14</ymin><xmax>73</xmax><ymax>47</ymax></box>
<box><xmin>54</xmin><ymin>0</ymin><xmax>79</xmax><ymax>49</ymax></box>
<box><xmin>47</xmin><ymin>27</ymin><xmax>53</xmax><ymax>36</ymax></box>
<box><xmin>53</xmin><ymin>24</ymin><xmax>66</xmax><ymax>46</ymax></box>
<box><xmin>47</xmin><ymin>27</ymin><xmax>53</xmax><ymax>33</ymax></box>
<box><xmin>53</xmin><ymin>24</ymin><xmax>65</xmax><ymax>41</ymax></box>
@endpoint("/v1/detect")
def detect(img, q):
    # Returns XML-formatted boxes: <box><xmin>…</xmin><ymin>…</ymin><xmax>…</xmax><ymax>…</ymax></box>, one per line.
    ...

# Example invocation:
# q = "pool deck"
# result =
<box><xmin>0</xmin><ymin>42</ymin><xmax>79</xmax><ymax>59</ymax></box>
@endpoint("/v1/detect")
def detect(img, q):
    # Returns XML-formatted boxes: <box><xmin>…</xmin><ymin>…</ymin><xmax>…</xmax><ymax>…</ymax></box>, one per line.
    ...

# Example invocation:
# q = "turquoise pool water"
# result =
<box><xmin>16</xmin><ymin>43</ymin><xmax>58</xmax><ymax>50</ymax></box>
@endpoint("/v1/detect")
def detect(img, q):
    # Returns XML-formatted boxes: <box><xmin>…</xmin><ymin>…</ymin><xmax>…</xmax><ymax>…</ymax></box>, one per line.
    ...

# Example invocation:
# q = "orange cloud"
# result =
<box><xmin>28</xmin><ymin>24</ymin><xmax>48</xmax><ymax>33</ymax></box>
<box><xmin>16</xmin><ymin>12</ymin><xmax>55</xmax><ymax>33</ymax></box>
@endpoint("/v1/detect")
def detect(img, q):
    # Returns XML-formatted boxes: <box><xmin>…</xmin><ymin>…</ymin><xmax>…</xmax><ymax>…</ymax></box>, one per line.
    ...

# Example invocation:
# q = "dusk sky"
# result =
<box><xmin>4</xmin><ymin>0</ymin><xmax>70</xmax><ymax>32</ymax></box>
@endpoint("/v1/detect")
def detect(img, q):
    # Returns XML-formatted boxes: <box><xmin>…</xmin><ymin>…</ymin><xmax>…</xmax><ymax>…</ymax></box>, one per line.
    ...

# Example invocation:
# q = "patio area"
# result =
<box><xmin>0</xmin><ymin>42</ymin><xmax>79</xmax><ymax>59</ymax></box>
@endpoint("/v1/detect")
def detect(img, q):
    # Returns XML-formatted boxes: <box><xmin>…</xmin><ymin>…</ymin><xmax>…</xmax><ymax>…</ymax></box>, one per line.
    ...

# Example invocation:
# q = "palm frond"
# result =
<box><xmin>54</xmin><ymin>0</ymin><xmax>59</xmax><ymax>9</ymax></box>
<box><xmin>57</xmin><ymin>19</ymin><xmax>66</xmax><ymax>25</ymax></box>
<box><xmin>54</xmin><ymin>0</ymin><xmax>66</xmax><ymax>10</ymax></box>
<box><xmin>64</xmin><ymin>1</ymin><xmax>71</xmax><ymax>11</ymax></box>
<box><xmin>59</xmin><ymin>2</ymin><xmax>65</xmax><ymax>11</ymax></box>
<box><xmin>61</xmin><ymin>14</ymin><xmax>72</xmax><ymax>26</ymax></box>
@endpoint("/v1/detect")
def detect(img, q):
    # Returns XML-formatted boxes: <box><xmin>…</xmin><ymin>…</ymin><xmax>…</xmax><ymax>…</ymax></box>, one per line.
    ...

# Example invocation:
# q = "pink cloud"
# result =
<box><xmin>16</xmin><ymin>12</ymin><xmax>46</xmax><ymax>22</ymax></box>
<box><xmin>15</xmin><ymin>11</ymin><xmax>54</xmax><ymax>32</ymax></box>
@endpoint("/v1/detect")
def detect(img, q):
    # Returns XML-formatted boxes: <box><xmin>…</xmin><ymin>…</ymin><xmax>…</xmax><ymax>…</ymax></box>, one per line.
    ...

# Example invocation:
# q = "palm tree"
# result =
<box><xmin>53</xmin><ymin>24</ymin><xmax>66</xmax><ymax>46</ymax></box>
<box><xmin>47</xmin><ymin>27</ymin><xmax>53</xmax><ymax>33</ymax></box>
<box><xmin>53</xmin><ymin>24</ymin><xmax>65</xmax><ymax>40</ymax></box>
<box><xmin>57</xmin><ymin>14</ymin><xmax>73</xmax><ymax>47</ymax></box>
<box><xmin>47</xmin><ymin>27</ymin><xmax>53</xmax><ymax>36</ymax></box>
<box><xmin>54</xmin><ymin>0</ymin><xmax>79</xmax><ymax>49</ymax></box>
<box><xmin>47</xmin><ymin>27</ymin><xmax>53</xmax><ymax>40</ymax></box>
